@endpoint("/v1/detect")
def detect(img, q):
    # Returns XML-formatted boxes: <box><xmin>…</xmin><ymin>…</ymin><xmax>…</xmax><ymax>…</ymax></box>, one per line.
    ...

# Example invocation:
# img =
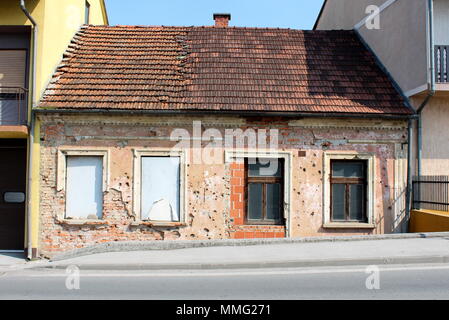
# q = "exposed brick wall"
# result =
<box><xmin>230</xmin><ymin>162</ymin><xmax>244</xmax><ymax>225</ymax></box>
<box><xmin>229</xmin><ymin>162</ymin><xmax>286</xmax><ymax>239</ymax></box>
<box><xmin>37</xmin><ymin>114</ymin><xmax>408</xmax><ymax>257</ymax></box>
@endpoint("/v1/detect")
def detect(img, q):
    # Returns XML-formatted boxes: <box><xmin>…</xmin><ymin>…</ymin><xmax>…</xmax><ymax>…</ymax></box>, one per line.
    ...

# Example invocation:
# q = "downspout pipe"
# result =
<box><xmin>405</xmin><ymin>119</ymin><xmax>413</xmax><ymax>233</ymax></box>
<box><xmin>20</xmin><ymin>0</ymin><xmax>38</xmax><ymax>260</ymax></box>
<box><xmin>417</xmin><ymin>0</ymin><xmax>436</xmax><ymax>179</ymax></box>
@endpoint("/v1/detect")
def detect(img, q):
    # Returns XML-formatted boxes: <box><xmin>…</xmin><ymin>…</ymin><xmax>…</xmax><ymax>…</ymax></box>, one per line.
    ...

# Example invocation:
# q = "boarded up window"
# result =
<box><xmin>141</xmin><ymin>157</ymin><xmax>180</xmax><ymax>222</ymax></box>
<box><xmin>65</xmin><ymin>156</ymin><xmax>103</xmax><ymax>219</ymax></box>
<box><xmin>0</xmin><ymin>50</ymin><xmax>26</xmax><ymax>87</ymax></box>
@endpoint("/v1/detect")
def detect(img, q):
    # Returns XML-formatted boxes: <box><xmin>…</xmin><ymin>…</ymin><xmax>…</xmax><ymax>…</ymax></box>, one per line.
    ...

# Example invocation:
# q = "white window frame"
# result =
<box><xmin>56</xmin><ymin>148</ymin><xmax>110</xmax><ymax>221</ymax></box>
<box><xmin>133</xmin><ymin>149</ymin><xmax>187</xmax><ymax>226</ymax></box>
<box><xmin>225</xmin><ymin>150</ymin><xmax>293</xmax><ymax>237</ymax></box>
<box><xmin>323</xmin><ymin>152</ymin><xmax>376</xmax><ymax>229</ymax></box>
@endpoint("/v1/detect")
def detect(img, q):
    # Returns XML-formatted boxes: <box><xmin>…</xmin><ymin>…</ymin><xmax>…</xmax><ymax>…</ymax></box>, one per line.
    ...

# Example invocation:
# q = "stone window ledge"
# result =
<box><xmin>130</xmin><ymin>221</ymin><xmax>187</xmax><ymax>228</ymax></box>
<box><xmin>56</xmin><ymin>219</ymin><xmax>108</xmax><ymax>226</ymax></box>
<box><xmin>323</xmin><ymin>222</ymin><xmax>376</xmax><ymax>229</ymax></box>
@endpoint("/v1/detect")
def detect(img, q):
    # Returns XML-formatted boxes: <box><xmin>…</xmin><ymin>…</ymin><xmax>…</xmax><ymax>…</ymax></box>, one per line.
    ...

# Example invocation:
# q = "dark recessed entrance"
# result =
<box><xmin>0</xmin><ymin>139</ymin><xmax>26</xmax><ymax>250</ymax></box>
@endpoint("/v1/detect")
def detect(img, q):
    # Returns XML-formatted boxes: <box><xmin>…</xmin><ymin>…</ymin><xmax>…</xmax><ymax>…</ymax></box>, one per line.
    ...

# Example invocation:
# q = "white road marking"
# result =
<box><xmin>19</xmin><ymin>263</ymin><xmax>449</xmax><ymax>278</ymax></box>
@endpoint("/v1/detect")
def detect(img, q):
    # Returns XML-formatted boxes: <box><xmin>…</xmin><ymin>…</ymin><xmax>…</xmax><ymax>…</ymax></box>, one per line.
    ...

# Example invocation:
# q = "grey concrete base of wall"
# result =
<box><xmin>49</xmin><ymin>232</ymin><xmax>449</xmax><ymax>262</ymax></box>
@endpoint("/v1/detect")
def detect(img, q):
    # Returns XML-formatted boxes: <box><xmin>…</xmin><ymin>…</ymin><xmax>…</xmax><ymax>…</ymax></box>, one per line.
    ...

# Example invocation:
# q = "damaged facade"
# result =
<box><xmin>35</xmin><ymin>16</ymin><xmax>413</xmax><ymax>257</ymax></box>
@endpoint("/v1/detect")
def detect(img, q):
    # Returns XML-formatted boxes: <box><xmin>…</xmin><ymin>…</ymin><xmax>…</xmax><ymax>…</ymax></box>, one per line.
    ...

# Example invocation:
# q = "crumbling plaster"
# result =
<box><xmin>37</xmin><ymin>113</ymin><xmax>408</xmax><ymax>256</ymax></box>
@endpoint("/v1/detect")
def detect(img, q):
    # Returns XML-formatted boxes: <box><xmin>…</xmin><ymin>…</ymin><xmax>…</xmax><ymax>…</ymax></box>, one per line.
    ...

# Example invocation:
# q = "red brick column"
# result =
<box><xmin>229</xmin><ymin>162</ymin><xmax>286</xmax><ymax>239</ymax></box>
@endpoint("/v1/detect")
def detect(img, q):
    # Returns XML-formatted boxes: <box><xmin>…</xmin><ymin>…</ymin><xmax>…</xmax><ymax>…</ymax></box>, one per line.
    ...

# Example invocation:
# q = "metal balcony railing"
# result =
<box><xmin>435</xmin><ymin>45</ymin><xmax>449</xmax><ymax>83</ymax></box>
<box><xmin>0</xmin><ymin>87</ymin><xmax>28</xmax><ymax>126</ymax></box>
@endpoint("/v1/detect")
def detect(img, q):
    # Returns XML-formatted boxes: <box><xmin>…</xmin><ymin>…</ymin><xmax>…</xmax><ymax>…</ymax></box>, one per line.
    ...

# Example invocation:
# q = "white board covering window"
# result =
<box><xmin>65</xmin><ymin>156</ymin><xmax>103</xmax><ymax>219</ymax></box>
<box><xmin>141</xmin><ymin>156</ymin><xmax>180</xmax><ymax>222</ymax></box>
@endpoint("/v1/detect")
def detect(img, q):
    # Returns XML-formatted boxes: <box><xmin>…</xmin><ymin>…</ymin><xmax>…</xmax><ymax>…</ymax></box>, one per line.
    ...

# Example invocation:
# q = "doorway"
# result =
<box><xmin>0</xmin><ymin>139</ymin><xmax>26</xmax><ymax>250</ymax></box>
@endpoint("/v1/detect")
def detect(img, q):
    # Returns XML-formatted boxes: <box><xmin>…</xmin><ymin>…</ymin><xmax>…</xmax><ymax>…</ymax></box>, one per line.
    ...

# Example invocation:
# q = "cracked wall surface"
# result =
<box><xmin>37</xmin><ymin>113</ymin><xmax>408</xmax><ymax>257</ymax></box>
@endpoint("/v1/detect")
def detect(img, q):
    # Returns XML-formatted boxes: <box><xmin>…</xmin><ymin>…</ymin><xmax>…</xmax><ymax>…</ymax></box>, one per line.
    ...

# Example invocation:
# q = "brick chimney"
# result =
<box><xmin>213</xmin><ymin>13</ymin><xmax>231</xmax><ymax>27</ymax></box>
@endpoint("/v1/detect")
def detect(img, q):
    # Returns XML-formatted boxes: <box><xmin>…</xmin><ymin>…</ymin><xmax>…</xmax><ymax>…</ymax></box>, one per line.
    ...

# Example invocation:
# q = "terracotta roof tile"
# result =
<box><xmin>38</xmin><ymin>25</ymin><xmax>411</xmax><ymax>115</ymax></box>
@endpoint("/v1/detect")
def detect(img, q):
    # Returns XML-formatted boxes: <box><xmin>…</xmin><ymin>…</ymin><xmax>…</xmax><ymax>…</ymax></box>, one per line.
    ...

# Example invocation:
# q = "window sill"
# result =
<box><xmin>56</xmin><ymin>219</ymin><xmax>108</xmax><ymax>226</ymax></box>
<box><xmin>130</xmin><ymin>221</ymin><xmax>186</xmax><ymax>228</ymax></box>
<box><xmin>323</xmin><ymin>222</ymin><xmax>375</xmax><ymax>229</ymax></box>
<box><xmin>244</xmin><ymin>223</ymin><xmax>285</xmax><ymax>227</ymax></box>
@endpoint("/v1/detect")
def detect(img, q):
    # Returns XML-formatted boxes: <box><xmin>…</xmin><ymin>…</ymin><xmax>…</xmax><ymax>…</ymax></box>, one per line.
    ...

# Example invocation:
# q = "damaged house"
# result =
<box><xmin>35</xmin><ymin>14</ymin><xmax>414</xmax><ymax>257</ymax></box>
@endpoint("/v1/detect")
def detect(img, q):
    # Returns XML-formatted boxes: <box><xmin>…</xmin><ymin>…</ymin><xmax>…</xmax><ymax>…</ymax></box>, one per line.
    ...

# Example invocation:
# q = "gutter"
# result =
<box><xmin>20</xmin><ymin>0</ymin><xmax>38</xmax><ymax>260</ymax></box>
<box><xmin>34</xmin><ymin>108</ymin><xmax>416</xmax><ymax>120</ymax></box>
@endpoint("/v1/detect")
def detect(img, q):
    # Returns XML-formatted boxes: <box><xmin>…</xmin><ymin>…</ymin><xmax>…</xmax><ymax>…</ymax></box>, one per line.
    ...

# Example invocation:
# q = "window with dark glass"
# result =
<box><xmin>331</xmin><ymin>160</ymin><xmax>367</xmax><ymax>222</ymax></box>
<box><xmin>246</xmin><ymin>158</ymin><xmax>284</xmax><ymax>225</ymax></box>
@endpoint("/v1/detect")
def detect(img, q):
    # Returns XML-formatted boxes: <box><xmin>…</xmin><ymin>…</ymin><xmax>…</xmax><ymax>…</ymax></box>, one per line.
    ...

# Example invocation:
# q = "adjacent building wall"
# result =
<box><xmin>434</xmin><ymin>0</ymin><xmax>449</xmax><ymax>45</ymax></box>
<box><xmin>357</xmin><ymin>0</ymin><xmax>428</xmax><ymax>97</ymax></box>
<box><xmin>316</xmin><ymin>0</ymin><xmax>429</xmax><ymax>97</ymax></box>
<box><xmin>37</xmin><ymin>0</ymin><xmax>107</xmax><ymax>100</ymax></box>
<box><xmin>37</xmin><ymin>113</ymin><xmax>408</xmax><ymax>257</ymax></box>
<box><xmin>0</xmin><ymin>0</ymin><xmax>108</xmax><ymax>255</ymax></box>
<box><xmin>0</xmin><ymin>0</ymin><xmax>108</xmax><ymax>103</ymax></box>
<box><xmin>410</xmin><ymin>96</ymin><xmax>449</xmax><ymax>175</ymax></box>
<box><xmin>315</xmin><ymin>0</ymin><xmax>386</xmax><ymax>30</ymax></box>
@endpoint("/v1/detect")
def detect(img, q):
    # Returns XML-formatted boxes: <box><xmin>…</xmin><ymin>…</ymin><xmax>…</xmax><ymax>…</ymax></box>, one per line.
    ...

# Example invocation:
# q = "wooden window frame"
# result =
<box><xmin>330</xmin><ymin>160</ymin><xmax>368</xmax><ymax>223</ymax></box>
<box><xmin>55</xmin><ymin>148</ymin><xmax>110</xmax><ymax>223</ymax></box>
<box><xmin>244</xmin><ymin>158</ymin><xmax>285</xmax><ymax>225</ymax></box>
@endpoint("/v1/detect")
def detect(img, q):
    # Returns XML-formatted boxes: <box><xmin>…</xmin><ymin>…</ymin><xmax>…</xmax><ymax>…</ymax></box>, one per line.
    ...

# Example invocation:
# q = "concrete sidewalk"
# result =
<box><xmin>41</xmin><ymin>236</ymin><xmax>449</xmax><ymax>270</ymax></box>
<box><xmin>0</xmin><ymin>252</ymin><xmax>25</xmax><ymax>267</ymax></box>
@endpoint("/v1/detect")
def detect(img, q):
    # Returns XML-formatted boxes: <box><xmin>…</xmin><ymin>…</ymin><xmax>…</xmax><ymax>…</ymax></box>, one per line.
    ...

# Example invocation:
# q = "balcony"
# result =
<box><xmin>435</xmin><ymin>45</ymin><xmax>448</xmax><ymax>83</ymax></box>
<box><xmin>0</xmin><ymin>87</ymin><xmax>28</xmax><ymax>138</ymax></box>
<box><xmin>0</xmin><ymin>87</ymin><xmax>28</xmax><ymax>125</ymax></box>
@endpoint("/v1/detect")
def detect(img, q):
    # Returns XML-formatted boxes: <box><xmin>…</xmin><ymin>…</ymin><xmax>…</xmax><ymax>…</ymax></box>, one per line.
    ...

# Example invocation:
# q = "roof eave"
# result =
<box><xmin>34</xmin><ymin>107</ymin><xmax>415</xmax><ymax>120</ymax></box>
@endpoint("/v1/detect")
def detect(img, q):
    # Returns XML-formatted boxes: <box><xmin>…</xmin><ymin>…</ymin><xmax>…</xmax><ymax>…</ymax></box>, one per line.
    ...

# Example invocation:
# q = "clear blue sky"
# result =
<box><xmin>105</xmin><ymin>0</ymin><xmax>325</xmax><ymax>30</ymax></box>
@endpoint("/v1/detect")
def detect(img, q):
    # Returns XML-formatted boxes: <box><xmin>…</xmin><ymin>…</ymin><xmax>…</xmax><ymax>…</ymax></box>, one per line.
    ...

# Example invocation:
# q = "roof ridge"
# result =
<box><xmin>80</xmin><ymin>24</ymin><xmax>356</xmax><ymax>33</ymax></box>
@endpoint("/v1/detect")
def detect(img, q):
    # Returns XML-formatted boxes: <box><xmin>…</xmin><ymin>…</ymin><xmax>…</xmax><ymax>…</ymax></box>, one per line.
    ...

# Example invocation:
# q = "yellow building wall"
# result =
<box><xmin>0</xmin><ymin>0</ymin><xmax>108</xmax><ymax>103</ymax></box>
<box><xmin>0</xmin><ymin>0</ymin><xmax>108</xmax><ymax>256</ymax></box>
<box><xmin>0</xmin><ymin>1</ymin><xmax>45</xmax><ymax>27</ymax></box>
<box><xmin>37</xmin><ymin>0</ymin><xmax>107</xmax><ymax>102</ymax></box>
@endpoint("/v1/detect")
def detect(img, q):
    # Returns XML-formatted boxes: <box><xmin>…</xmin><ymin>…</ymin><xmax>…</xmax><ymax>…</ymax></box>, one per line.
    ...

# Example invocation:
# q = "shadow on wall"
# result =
<box><xmin>0</xmin><ymin>0</ymin><xmax>39</xmax><ymax>25</ymax></box>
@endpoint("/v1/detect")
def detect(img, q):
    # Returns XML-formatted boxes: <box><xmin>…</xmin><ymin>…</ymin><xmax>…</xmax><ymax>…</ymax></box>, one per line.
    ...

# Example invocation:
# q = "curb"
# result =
<box><xmin>41</xmin><ymin>255</ymin><xmax>449</xmax><ymax>271</ymax></box>
<box><xmin>49</xmin><ymin>232</ymin><xmax>449</xmax><ymax>262</ymax></box>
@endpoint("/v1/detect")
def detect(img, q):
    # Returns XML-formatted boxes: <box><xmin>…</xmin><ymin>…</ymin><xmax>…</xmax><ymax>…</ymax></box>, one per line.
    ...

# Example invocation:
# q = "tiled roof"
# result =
<box><xmin>38</xmin><ymin>25</ymin><xmax>412</xmax><ymax>115</ymax></box>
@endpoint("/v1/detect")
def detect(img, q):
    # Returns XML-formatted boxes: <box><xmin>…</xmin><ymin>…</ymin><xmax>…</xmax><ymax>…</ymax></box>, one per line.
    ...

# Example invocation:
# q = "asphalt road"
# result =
<box><xmin>1</xmin><ymin>263</ymin><xmax>449</xmax><ymax>300</ymax></box>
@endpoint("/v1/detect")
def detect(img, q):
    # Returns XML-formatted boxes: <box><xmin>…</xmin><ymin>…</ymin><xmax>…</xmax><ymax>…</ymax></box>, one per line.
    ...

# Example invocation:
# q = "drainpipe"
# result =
<box><xmin>20</xmin><ymin>0</ymin><xmax>38</xmax><ymax>260</ymax></box>
<box><xmin>417</xmin><ymin>0</ymin><xmax>436</xmax><ymax>180</ymax></box>
<box><xmin>405</xmin><ymin>119</ymin><xmax>413</xmax><ymax>233</ymax></box>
